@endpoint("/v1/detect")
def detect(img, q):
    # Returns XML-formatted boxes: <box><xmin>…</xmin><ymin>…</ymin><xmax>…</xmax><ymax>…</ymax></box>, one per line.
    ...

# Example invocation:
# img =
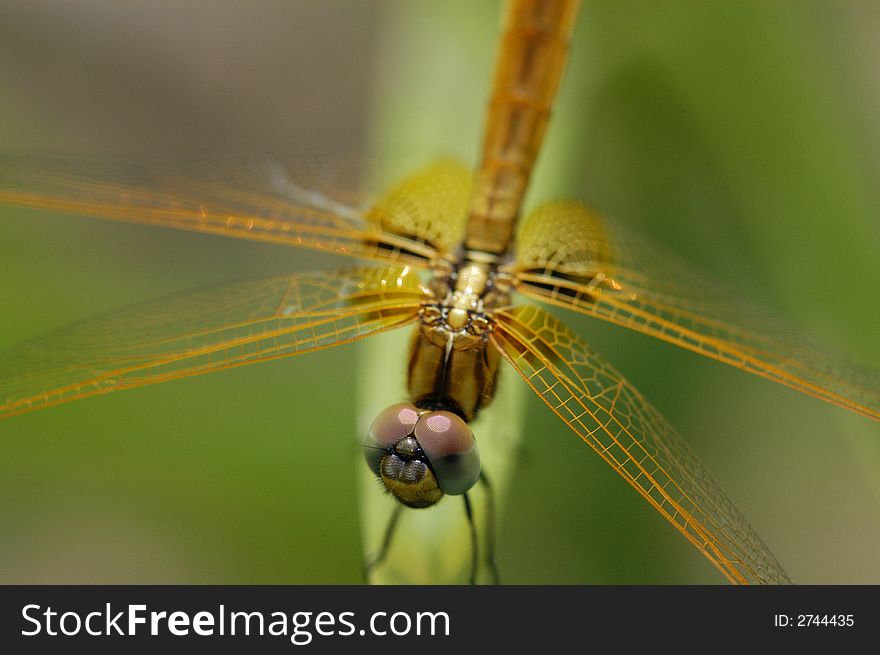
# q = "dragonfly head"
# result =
<box><xmin>364</xmin><ymin>403</ymin><xmax>481</xmax><ymax>508</ymax></box>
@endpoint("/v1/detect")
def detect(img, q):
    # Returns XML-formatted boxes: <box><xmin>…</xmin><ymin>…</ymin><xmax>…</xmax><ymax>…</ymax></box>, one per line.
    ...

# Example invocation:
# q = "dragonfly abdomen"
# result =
<box><xmin>465</xmin><ymin>0</ymin><xmax>579</xmax><ymax>254</ymax></box>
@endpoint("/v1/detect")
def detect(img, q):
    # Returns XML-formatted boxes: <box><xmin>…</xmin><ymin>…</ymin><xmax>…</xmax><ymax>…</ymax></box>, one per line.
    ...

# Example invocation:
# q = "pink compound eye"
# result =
<box><xmin>364</xmin><ymin>403</ymin><xmax>421</xmax><ymax>479</ymax></box>
<box><xmin>414</xmin><ymin>411</ymin><xmax>480</xmax><ymax>495</ymax></box>
<box><xmin>368</xmin><ymin>402</ymin><xmax>420</xmax><ymax>448</ymax></box>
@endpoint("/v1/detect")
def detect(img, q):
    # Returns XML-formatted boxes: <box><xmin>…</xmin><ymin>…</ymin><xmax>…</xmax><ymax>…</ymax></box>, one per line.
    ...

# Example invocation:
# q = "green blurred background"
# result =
<box><xmin>0</xmin><ymin>0</ymin><xmax>878</xmax><ymax>583</ymax></box>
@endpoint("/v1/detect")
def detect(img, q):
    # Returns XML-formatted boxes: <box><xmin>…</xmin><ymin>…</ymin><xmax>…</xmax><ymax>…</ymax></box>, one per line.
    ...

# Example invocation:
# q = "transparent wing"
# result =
<box><xmin>0</xmin><ymin>156</ymin><xmax>473</xmax><ymax>266</ymax></box>
<box><xmin>514</xmin><ymin>201</ymin><xmax>880</xmax><ymax>421</ymax></box>
<box><xmin>491</xmin><ymin>303</ymin><xmax>790</xmax><ymax>585</ymax></box>
<box><xmin>0</xmin><ymin>266</ymin><xmax>425</xmax><ymax>418</ymax></box>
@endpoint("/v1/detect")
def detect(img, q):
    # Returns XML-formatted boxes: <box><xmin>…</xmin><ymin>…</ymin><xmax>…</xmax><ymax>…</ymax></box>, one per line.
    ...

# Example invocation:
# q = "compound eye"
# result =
<box><xmin>369</xmin><ymin>402</ymin><xmax>420</xmax><ymax>447</ymax></box>
<box><xmin>414</xmin><ymin>411</ymin><xmax>480</xmax><ymax>495</ymax></box>
<box><xmin>364</xmin><ymin>403</ymin><xmax>420</xmax><ymax>476</ymax></box>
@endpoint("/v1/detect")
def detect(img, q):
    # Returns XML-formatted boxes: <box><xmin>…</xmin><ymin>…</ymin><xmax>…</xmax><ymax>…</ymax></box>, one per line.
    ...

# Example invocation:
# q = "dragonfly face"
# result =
<box><xmin>365</xmin><ymin>403</ymin><xmax>480</xmax><ymax>507</ymax></box>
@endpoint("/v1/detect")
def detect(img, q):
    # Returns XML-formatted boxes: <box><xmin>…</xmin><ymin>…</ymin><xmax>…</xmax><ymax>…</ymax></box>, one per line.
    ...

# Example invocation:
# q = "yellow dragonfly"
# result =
<box><xmin>1</xmin><ymin>0</ymin><xmax>878</xmax><ymax>585</ymax></box>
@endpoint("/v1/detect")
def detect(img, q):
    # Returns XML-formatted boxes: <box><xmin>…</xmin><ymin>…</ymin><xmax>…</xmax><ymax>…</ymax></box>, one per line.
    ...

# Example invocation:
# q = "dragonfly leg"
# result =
<box><xmin>463</xmin><ymin>493</ymin><xmax>479</xmax><ymax>585</ymax></box>
<box><xmin>363</xmin><ymin>502</ymin><xmax>403</xmax><ymax>584</ymax></box>
<box><xmin>479</xmin><ymin>471</ymin><xmax>500</xmax><ymax>585</ymax></box>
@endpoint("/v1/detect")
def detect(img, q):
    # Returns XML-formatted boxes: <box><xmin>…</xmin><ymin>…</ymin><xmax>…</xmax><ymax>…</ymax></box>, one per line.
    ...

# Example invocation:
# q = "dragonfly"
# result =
<box><xmin>1</xmin><ymin>0</ymin><xmax>879</xmax><ymax>585</ymax></box>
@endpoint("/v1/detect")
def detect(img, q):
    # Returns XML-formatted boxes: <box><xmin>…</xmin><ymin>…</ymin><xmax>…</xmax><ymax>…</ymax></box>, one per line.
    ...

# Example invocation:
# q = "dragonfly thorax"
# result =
<box><xmin>404</xmin><ymin>253</ymin><xmax>507</xmax><ymax>429</ymax></box>
<box><xmin>425</xmin><ymin>253</ymin><xmax>512</xmax><ymax>336</ymax></box>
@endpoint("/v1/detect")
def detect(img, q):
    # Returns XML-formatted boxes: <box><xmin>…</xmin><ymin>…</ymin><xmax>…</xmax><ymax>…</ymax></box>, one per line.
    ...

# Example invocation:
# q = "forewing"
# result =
<box><xmin>491</xmin><ymin>303</ymin><xmax>790</xmax><ymax>584</ymax></box>
<box><xmin>0</xmin><ymin>266</ymin><xmax>425</xmax><ymax>418</ymax></box>
<box><xmin>514</xmin><ymin>202</ymin><xmax>880</xmax><ymax>421</ymax></box>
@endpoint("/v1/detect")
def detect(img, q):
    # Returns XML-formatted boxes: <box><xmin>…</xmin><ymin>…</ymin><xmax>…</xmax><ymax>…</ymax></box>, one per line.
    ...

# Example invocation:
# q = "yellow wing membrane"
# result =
<box><xmin>491</xmin><ymin>303</ymin><xmax>790</xmax><ymax>584</ymax></box>
<box><xmin>0</xmin><ymin>156</ymin><xmax>477</xmax><ymax>267</ymax></box>
<box><xmin>514</xmin><ymin>202</ymin><xmax>880</xmax><ymax>421</ymax></box>
<box><xmin>0</xmin><ymin>266</ymin><xmax>426</xmax><ymax>418</ymax></box>
<box><xmin>365</xmin><ymin>159</ymin><xmax>472</xmax><ymax>255</ymax></box>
